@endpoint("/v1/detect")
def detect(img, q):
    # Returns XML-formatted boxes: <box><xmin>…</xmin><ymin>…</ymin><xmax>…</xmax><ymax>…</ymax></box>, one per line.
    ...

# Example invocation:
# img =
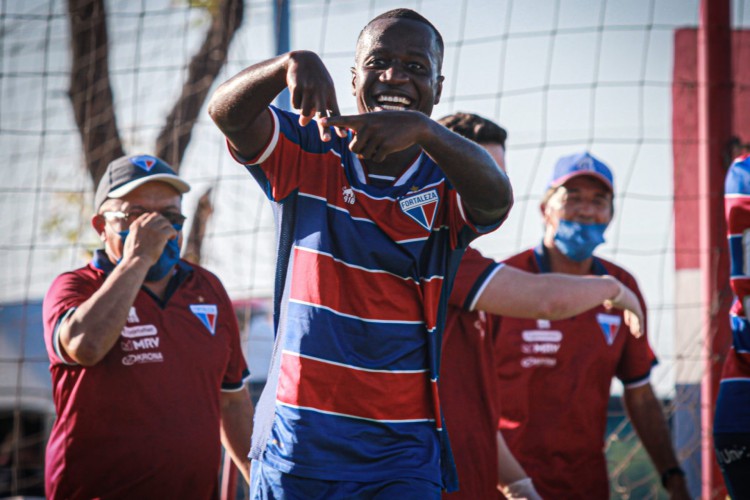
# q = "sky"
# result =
<box><xmin>2</xmin><ymin>0</ymin><xmax>750</xmax><ymax>397</ymax></box>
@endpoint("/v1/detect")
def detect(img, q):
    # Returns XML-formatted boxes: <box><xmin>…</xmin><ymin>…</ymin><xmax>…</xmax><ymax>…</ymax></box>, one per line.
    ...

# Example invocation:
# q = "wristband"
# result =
<box><xmin>660</xmin><ymin>466</ymin><xmax>685</xmax><ymax>488</ymax></box>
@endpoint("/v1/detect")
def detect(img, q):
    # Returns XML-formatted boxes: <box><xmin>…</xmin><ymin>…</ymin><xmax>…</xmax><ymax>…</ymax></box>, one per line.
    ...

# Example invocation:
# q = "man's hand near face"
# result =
<box><xmin>120</xmin><ymin>212</ymin><xmax>179</xmax><ymax>267</ymax></box>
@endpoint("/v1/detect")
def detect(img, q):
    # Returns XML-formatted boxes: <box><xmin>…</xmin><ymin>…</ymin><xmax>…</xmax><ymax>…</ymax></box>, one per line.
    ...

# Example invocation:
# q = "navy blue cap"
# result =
<box><xmin>94</xmin><ymin>154</ymin><xmax>191</xmax><ymax>209</ymax></box>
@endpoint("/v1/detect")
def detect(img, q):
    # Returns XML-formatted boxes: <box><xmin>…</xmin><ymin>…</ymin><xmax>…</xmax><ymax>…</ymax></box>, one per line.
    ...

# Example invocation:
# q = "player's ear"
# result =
<box><xmin>351</xmin><ymin>67</ymin><xmax>357</xmax><ymax>96</ymax></box>
<box><xmin>434</xmin><ymin>75</ymin><xmax>444</xmax><ymax>105</ymax></box>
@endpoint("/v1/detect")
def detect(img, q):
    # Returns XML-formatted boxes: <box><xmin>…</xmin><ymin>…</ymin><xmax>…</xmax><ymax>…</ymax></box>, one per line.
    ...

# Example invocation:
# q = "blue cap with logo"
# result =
<box><xmin>94</xmin><ymin>154</ymin><xmax>191</xmax><ymax>209</ymax></box>
<box><xmin>546</xmin><ymin>151</ymin><xmax>614</xmax><ymax>193</ymax></box>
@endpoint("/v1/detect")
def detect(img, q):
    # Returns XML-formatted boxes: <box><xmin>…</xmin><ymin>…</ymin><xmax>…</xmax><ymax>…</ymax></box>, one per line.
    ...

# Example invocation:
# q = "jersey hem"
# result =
<box><xmin>258</xmin><ymin>453</ymin><xmax>441</xmax><ymax>485</ymax></box>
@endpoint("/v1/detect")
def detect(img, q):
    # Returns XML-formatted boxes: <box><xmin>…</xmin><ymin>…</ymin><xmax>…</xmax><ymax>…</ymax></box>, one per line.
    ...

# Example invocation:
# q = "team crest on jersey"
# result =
<box><xmin>399</xmin><ymin>189</ymin><xmax>439</xmax><ymax>231</ymax></box>
<box><xmin>190</xmin><ymin>304</ymin><xmax>218</xmax><ymax>335</ymax></box>
<box><xmin>596</xmin><ymin>313</ymin><xmax>621</xmax><ymax>345</ymax></box>
<box><xmin>130</xmin><ymin>155</ymin><xmax>158</xmax><ymax>172</ymax></box>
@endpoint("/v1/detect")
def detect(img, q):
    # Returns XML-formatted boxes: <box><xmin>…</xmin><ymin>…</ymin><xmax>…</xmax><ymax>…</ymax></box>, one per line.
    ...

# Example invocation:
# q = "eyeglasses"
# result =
<box><xmin>102</xmin><ymin>210</ymin><xmax>187</xmax><ymax>226</ymax></box>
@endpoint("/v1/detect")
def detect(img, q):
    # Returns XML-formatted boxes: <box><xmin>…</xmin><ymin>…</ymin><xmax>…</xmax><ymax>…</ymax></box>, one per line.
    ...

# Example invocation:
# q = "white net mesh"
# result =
<box><xmin>2</xmin><ymin>0</ymin><xmax>750</xmax><ymax>497</ymax></box>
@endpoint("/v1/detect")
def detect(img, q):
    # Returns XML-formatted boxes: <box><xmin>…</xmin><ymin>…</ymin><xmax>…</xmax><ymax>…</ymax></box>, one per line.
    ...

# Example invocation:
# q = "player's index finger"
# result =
<box><xmin>322</xmin><ymin>114</ymin><xmax>362</xmax><ymax>129</ymax></box>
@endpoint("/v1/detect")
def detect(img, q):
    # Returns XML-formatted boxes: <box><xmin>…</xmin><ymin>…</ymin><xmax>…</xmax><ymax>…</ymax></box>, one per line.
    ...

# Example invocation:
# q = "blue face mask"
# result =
<box><xmin>553</xmin><ymin>219</ymin><xmax>607</xmax><ymax>262</ymax></box>
<box><xmin>118</xmin><ymin>225</ymin><xmax>182</xmax><ymax>281</ymax></box>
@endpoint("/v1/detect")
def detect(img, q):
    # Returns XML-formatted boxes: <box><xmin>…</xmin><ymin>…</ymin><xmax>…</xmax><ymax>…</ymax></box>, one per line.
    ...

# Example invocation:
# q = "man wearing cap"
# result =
<box><xmin>437</xmin><ymin>118</ymin><xmax>646</xmax><ymax>500</ymax></box>
<box><xmin>42</xmin><ymin>154</ymin><xmax>254</xmax><ymax>499</ymax></box>
<box><xmin>492</xmin><ymin>152</ymin><xmax>689</xmax><ymax>499</ymax></box>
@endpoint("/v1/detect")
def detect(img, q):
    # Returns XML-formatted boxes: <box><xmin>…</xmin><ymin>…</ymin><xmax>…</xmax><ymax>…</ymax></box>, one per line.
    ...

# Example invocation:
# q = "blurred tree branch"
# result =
<box><xmin>156</xmin><ymin>0</ymin><xmax>244</xmax><ymax>168</ymax></box>
<box><xmin>66</xmin><ymin>0</ymin><xmax>244</xmax><ymax>264</ymax></box>
<box><xmin>67</xmin><ymin>0</ymin><xmax>124</xmax><ymax>187</ymax></box>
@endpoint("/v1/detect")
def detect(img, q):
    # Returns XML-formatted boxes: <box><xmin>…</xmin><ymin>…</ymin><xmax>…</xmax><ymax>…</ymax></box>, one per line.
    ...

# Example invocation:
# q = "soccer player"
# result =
<box><xmin>439</xmin><ymin>113</ymin><xmax>643</xmax><ymax>500</ymax></box>
<box><xmin>208</xmin><ymin>9</ymin><xmax>512</xmax><ymax>499</ymax></box>
<box><xmin>715</xmin><ymin>153</ymin><xmax>750</xmax><ymax>498</ymax></box>
<box><xmin>42</xmin><ymin>154</ymin><xmax>254</xmax><ymax>499</ymax></box>
<box><xmin>489</xmin><ymin>151</ymin><xmax>689</xmax><ymax>499</ymax></box>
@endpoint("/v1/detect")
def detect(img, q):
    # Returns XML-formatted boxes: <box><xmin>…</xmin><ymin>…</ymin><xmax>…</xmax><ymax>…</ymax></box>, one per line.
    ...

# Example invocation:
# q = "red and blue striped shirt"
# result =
<box><xmin>231</xmin><ymin>106</ymin><xmax>500</xmax><ymax>490</ymax></box>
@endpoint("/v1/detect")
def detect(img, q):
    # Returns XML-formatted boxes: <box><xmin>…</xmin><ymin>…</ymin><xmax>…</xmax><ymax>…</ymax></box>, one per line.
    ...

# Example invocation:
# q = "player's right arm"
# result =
<box><xmin>208</xmin><ymin>51</ymin><xmax>342</xmax><ymax>161</ymax></box>
<box><xmin>474</xmin><ymin>267</ymin><xmax>643</xmax><ymax>336</ymax></box>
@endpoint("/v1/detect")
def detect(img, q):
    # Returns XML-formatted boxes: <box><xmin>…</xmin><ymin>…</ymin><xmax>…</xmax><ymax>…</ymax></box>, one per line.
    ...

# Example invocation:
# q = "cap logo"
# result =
<box><xmin>579</xmin><ymin>156</ymin><xmax>595</xmax><ymax>172</ymax></box>
<box><xmin>130</xmin><ymin>155</ymin><xmax>158</xmax><ymax>172</ymax></box>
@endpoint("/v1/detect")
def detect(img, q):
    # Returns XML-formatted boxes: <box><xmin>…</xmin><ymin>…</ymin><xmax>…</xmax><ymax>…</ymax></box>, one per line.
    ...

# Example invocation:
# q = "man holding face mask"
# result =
<box><xmin>492</xmin><ymin>152</ymin><xmax>689</xmax><ymax>499</ymax></box>
<box><xmin>42</xmin><ymin>154</ymin><xmax>254</xmax><ymax>499</ymax></box>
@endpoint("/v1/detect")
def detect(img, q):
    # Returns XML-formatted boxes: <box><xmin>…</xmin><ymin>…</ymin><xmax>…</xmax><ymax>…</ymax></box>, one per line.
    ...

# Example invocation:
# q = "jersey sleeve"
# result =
<box><xmin>228</xmin><ymin>105</ymin><xmax>333</xmax><ymax>203</ymax></box>
<box><xmin>42</xmin><ymin>270</ymin><xmax>100</xmax><ymax>367</ymax></box>
<box><xmin>449</xmin><ymin>247</ymin><xmax>504</xmax><ymax>310</ymax></box>
<box><xmin>446</xmin><ymin>190</ymin><xmax>504</xmax><ymax>250</ymax></box>
<box><xmin>614</xmin><ymin>273</ymin><xmax>658</xmax><ymax>387</ymax></box>
<box><xmin>725</xmin><ymin>155</ymin><xmax>750</xmax><ymax>316</ymax></box>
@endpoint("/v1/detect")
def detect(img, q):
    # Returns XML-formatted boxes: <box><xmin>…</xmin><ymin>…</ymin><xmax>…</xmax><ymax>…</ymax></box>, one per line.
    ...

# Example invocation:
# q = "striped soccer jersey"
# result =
<box><xmin>232</xmin><ymin>106</ymin><xmax>499</xmax><ymax>490</ymax></box>
<box><xmin>718</xmin><ymin>154</ymin><xmax>750</xmax><ymax>433</ymax></box>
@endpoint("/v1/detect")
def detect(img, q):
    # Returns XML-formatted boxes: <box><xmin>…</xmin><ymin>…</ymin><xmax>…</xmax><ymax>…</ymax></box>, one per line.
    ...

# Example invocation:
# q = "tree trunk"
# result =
<box><xmin>67</xmin><ymin>0</ymin><xmax>124</xmax><ymax>188</ymax></box>
<box><xmin>183</xmin><ymin>188</ymin><xmax>214</xmax><ymax>265</ymax></box>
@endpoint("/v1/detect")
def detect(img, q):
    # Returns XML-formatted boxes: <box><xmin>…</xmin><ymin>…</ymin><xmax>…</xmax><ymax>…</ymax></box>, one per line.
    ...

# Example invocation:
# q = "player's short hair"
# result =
<box><xmin>438</xmin><ymin>112</ymin><xmax>507</xmax><ymax>147</ymax></box>
<box><xmin>357</xmin><ymin>9</ymin><xmax>444</xmax><ymax>70</ymax></box>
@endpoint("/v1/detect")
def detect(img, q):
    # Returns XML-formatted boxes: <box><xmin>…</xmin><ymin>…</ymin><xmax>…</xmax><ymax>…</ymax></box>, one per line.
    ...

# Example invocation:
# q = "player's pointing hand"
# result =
<box><xmin>322</xmin><ymin>111</ymin><xmax>428</xmax><ymax>163</ymax></box>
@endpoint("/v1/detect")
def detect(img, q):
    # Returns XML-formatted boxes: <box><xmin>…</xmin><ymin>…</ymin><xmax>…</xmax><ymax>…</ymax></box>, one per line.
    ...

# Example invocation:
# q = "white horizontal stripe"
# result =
<box><xmin>289</xmin><ymin>299</ymin><xmax>425</xmax><ymax>325</ymax></box>
<box><xmin>295</xmin><ymin>246</ymin><xmax>415</xmax><ymax>282</ymax></box>
<box><xmin>283</xmin><ymin>350</ymin><xmax>428</xmax><ymax>374</ymax></box>
<box><xmin>295</xmin><ymin>246</ymin><xmax>446</xmax><ymax>284</ymax></box>
<box><xmin>296</xmin><ymin>192</ymin><xmax>377</xmax><ymax>226</ymax></box>
<box><xmin>396</xmin><ymin>235</ymin><xmax>430</xmax><ymax>244</ymax></box>
<box><xmin>277</xmin><ymin>400</ymin><xmax>434</xmax><ymax>424</ymax></box>
<box><xmin>221</xmin><ymin>372</ymin><xmax>253</xmax><ymax>392</ymax></box>
<box><xmin>623</xmin><ymin>377</ymin><xmax>651</xmax><ymax>389</ymax></box>
<box><xmin>725</xmin><ymin>193</ymin><xmax>750</xmax><ymax>199</ymax></box>
<box><xmin>720</xmin><ymin>378</ymin><xmax>750</xmax><ymax>383</ymax></box>
<box><xmin>368</xmin><ymin>174</ymin><xmax>397</xmax><ymax>181</ymax></box>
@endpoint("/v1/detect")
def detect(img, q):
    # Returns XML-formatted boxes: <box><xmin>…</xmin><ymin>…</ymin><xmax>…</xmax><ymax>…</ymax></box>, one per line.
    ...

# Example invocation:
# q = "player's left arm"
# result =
<box><xmin>220</xmin><ymin>388</ymin><xmax>254</xmax><ymax>484</ymax></box>
<box><xmin>622</xmin><ymin>384</ymin><xmax>690</xmax><ymax>499</ymax></box>
<box><xmin>323</xmin><ymin>112</ymin><xmax>512</xmax><ymax>226</ymax></box>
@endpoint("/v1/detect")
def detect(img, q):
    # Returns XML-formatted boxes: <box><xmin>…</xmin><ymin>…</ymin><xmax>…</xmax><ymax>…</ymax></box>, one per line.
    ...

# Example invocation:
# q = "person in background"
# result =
<box><xmin>715</xmin><ymin>152</ymin><xmax>750</xmax><ymax>499</ymax></box>
<box><xmin>439</xmin><ymin>113</ymin><xmax>644</xmax><ymax>500</ymax></box>
<box><xmin>491</xmin><ymin>151</ymin><xmax>689</xmax><ymax>499</ymax></box>
<box><xmin>208</xmin><ymin>9</ymin><xmax>512</xmax><ymax>499</ymax></box>
<box><xmin>42</xmin><ymin>154</ymin><xmax>254</xmax><ymax>499</ymax></box>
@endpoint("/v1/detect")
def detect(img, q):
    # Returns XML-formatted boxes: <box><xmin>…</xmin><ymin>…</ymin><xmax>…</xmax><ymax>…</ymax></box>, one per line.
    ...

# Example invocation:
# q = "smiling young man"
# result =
<box><xmin>208</xmin><ymin>9</ymin><xmax>512</xmax><ymax>499</ymax></box>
